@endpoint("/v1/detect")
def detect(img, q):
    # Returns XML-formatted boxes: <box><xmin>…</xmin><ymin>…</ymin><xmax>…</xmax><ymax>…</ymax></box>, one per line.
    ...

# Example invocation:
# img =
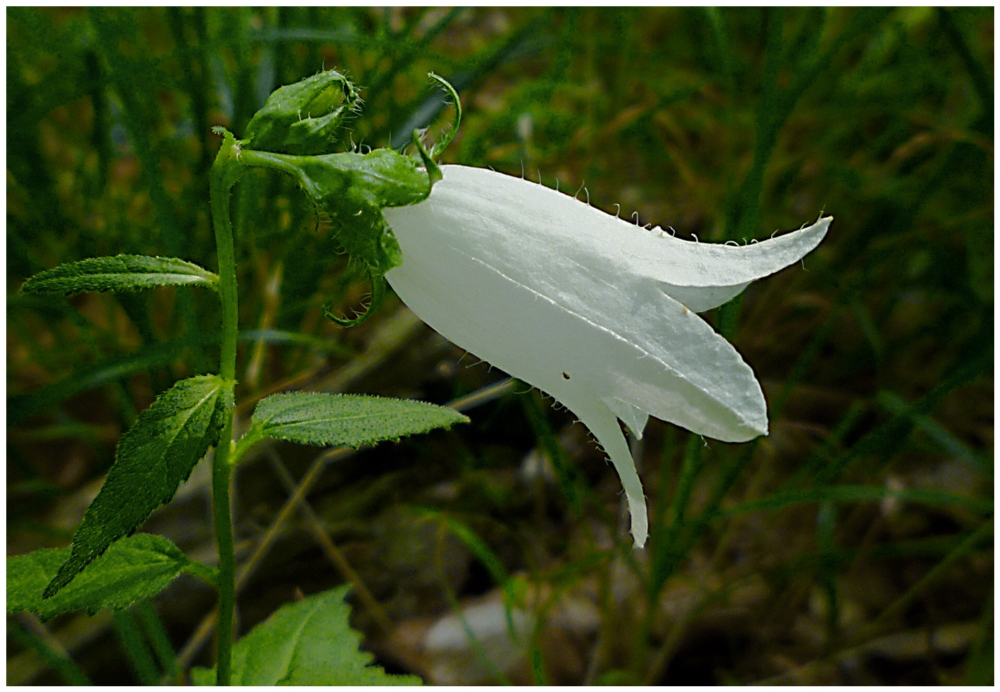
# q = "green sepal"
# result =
<box><xmin>323</xmin><ymin>271</ymin><xmax>386</xmax><ymax>328</ymax></box>
<box><xmin>243</xmin><ymin>69</ymin><xmax>363</xmax><ymax>156</ymax></box>
<box><xmin>8</xmin><ymin>534</ymin><xmax>205</xmax><ymax>621</ymax></box>
<box><xmin>190</xmin><ymin>586</ymin><xmax>422</xmax><ymax>685</ymax></box>
<box><xmin>426</xmin><ymin>72</ymin><xmax>462</xmax><ymax>160</ymax></box>
<box><xmin>412</xmin><ymin>129</ymin><xmax>442</xmax><ymax>187</ymax></box>
<box><xmin>20</xmin><ymin>255</ymin><xmax>219</xmax><ymax>296</ymax></box>
<box><xmin>43</xmin><ymin>375</ymin><xmax>234</xmax><ymax>598</ymax></box>
<box><xmin>407</xmin><ymin>72</ymin><xmax>461</xmax><ymax>186</ymax></box>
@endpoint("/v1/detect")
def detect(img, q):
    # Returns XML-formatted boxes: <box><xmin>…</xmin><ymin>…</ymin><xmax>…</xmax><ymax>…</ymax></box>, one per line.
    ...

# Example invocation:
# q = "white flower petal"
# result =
<box><xmin>562</xmin><ymin>391</ymin><xmax>648</xmax><ymax>547</ymax></box>
<box><xmin>602</xmin><ymin>397</ymin><xmax>649</xmax><ymax>440</ymax></box>
<box><xmin>382</xmin><ymin>165</ymin><xmax>828</xmax><ymax>548</ymax></box>
<box><xmin>625</xmin><ymin>217</ymin><xmax>831</xmax><ymax>312</ymax></box>
<box><xmin>388</xmin><ymin>166</ymin><xmax>829</xmax><ymax>317</ymax></box>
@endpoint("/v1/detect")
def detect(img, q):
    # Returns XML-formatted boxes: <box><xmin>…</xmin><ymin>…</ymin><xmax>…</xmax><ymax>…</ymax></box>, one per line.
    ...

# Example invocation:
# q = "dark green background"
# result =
<box><xmin>7</xmin><ymin>7</ymin><xmax>993</xmax><ymax>685</ymax></box>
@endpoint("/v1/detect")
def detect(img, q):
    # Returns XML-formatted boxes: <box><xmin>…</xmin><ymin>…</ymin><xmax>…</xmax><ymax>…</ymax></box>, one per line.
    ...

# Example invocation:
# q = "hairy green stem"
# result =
<box><xmin>209</xmin><ymin>132</ymin><xmax>245</xmax><ymax>686</ymax></box>
<box><xmin>229</xmin><ymin>148</ymin><xmax>303</xmax><ymax>179</ymax></box>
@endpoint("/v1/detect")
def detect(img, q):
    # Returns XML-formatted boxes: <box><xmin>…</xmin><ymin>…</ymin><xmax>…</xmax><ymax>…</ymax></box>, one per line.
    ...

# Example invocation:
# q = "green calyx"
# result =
<box><xmin>232</xmin><ymin>70</ymin><xmax>462</xmax><ymax>327</ymax></box>
<box><xmin>239</xmin><ymin>146</ymin><xmax>427</xmax><ymax>274</ymax></box>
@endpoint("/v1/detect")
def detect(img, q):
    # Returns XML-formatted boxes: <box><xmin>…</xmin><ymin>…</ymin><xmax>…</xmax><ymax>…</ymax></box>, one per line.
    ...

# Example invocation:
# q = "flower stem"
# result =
<box><xmin>209</xmin><ymin>131</ymin><xmax>245</xmax><ymax>686</ymax></box>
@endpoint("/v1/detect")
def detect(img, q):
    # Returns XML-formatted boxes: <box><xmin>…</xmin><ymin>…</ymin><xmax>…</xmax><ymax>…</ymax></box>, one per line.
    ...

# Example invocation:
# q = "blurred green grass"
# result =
<box><xmin>7</xmin><ymin>7</ymin><xmax>993</xmax><ymax>685</ymax></box>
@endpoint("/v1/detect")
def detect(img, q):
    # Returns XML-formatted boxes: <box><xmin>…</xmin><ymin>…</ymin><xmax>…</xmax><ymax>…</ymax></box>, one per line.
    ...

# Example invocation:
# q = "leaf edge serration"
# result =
<box><xmin>253</xmin><ymin>392</ymin><xmax>469</xmax><ymax>449</ymax></box>
<box><xmin>20</xmin><ymin>254</ymin><xmax>219</xmax><ymax>296</ymax></box>
<box><xmin>42</xmin><ymin>375</ymin><xmax>233</xmax><ymax>599</ymax></box>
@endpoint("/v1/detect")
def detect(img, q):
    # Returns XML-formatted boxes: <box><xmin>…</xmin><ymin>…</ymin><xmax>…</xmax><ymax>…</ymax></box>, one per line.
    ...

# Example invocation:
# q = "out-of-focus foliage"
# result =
<box><xmin>7</xmin><ymin>7</ymin><xmax>992</xmax><ymax>685</ymax></box>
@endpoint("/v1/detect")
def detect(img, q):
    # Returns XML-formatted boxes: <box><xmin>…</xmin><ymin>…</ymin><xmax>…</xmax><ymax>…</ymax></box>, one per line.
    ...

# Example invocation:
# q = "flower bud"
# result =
<box><xmin>243</xmin><ymin>70</ymin><xmax>362</xmax><ymax>155</ymax></box>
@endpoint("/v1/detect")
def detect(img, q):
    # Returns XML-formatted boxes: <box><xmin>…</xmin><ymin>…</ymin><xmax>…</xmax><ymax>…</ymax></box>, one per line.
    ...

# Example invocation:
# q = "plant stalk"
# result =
<box><xmin>209</xmin><ymin>133</ymin><xmax>245</xmax><ymax>686</ymax></box>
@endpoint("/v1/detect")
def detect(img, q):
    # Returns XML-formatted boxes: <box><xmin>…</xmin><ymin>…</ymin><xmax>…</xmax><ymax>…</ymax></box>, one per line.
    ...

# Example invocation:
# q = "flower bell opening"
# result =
<box><xmin>383</xmin><ymin>165</ymin><xmax>830</xmax><ymax>548</ymax></box>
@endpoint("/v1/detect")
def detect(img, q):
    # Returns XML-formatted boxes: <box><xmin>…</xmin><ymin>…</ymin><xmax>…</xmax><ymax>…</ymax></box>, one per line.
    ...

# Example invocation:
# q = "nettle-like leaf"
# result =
<box><xmin>20</xmin><ymin>255</ymin><xmax>219</xmax><ymax>296</ymax></box>
<box><xmin>44</xmin><ymin>375</ymin><xmax>234</xmax><ymax>598</ymax></box>
<box><xmin>8</xmin><ymin>534</ymin><xmax>200</xmax><ymax>621</ymax></box>
<box><xmin>248</xmin><ymin>392</ymin><xmax>468</xmax><ymax>450</ymax></box>
<box><xmin>191</xmin><ymin>586</ymin><xmax>421</xmax><ymax>685</ymax></box>
<box><xmin>243</xmin><ymin>69</ymin><xmax>363</xmax><ymax>156</ymax></box>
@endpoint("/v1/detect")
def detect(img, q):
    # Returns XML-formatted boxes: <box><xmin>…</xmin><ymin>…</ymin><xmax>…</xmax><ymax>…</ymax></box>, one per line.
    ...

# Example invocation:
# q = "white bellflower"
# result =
<box><xmin>383</xmin><ymin>165</ymin><xmax>830</xmax><ymax>547</ymax></box>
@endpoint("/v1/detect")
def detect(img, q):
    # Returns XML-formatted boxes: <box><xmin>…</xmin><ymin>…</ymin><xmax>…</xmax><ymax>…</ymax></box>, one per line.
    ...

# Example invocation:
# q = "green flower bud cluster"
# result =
<box><xmin>229</xmin><ymin>70</ymin><xmax>461</xmax><ymax>326</ymax></box>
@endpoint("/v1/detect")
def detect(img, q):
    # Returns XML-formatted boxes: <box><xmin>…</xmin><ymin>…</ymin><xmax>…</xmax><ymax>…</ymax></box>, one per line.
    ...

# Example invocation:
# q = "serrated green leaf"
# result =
<box><xmin>8</xmin><ymin>534</ymin><xmax>193</xmax><ymax>621</ymax></box>
<box><xmin>191</xmin><ymin>586</ymin><xmax>421</xmax><ymax>685</ymax></box>
<box><xmin>44</xmin><ymin>375</ymin><xmax>233</xmax><ymax>598</ymax></box>
<box><xmin>251</xmin><ymin>392</ymin><xmax>468</xmax><ymax>449</ymax></box>
<box><xmin>20</xmin><ymin>255</ymin><xmax>218</xmax><ymax>296</ymax></box>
